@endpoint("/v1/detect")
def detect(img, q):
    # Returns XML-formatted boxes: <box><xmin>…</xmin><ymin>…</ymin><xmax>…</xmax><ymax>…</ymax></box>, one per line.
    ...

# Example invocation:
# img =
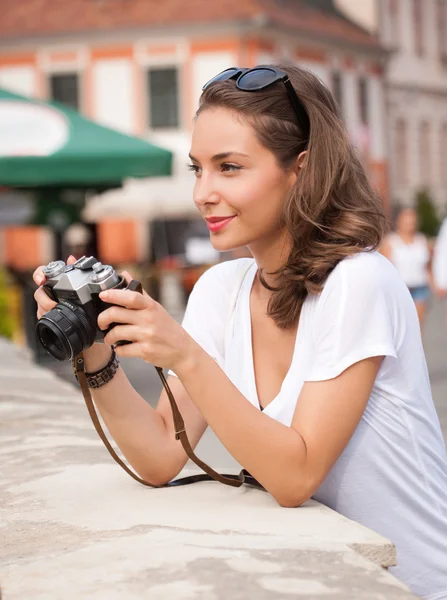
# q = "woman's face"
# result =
<box><xmin>397</xmin><ymin>208</ymin><xmax>418</xmax><ymax>234</ymax></box>
<box><xmin>189</xmin><ymin>107</ymin><xmax>296</xmax><ymax>253</ymax></box>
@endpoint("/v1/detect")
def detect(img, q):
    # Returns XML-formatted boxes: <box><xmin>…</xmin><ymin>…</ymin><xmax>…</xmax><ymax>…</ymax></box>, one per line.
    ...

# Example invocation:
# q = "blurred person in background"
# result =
<box><xmin>34</xmin><ymin>65</ymin><xmax>447</xmax><ymax>599</ymax></box>
<box><xmin>380</xmin><ymin>207</ymin><xmax>433</xmax><ymax>329</ymax></box>
<box><xmin>63</xmin><ymin>222</ymin><xmax>93</xmax><ymax>260</ymax></box>
<box><xmin>433</xmin><ymin>216</ymin><xmax>447</xmax><ymax>330</ymax></box>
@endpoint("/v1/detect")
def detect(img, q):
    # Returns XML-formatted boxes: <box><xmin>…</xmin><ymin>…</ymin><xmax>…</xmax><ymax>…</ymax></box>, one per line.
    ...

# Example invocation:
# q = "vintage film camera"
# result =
<box><xmin>36</xmin><ymin>256</ymin><xmax>139</xmax><ymax>361</ymax></box>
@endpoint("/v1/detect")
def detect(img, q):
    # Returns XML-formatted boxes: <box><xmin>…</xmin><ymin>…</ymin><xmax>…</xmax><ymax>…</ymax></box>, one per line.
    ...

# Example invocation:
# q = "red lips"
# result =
<box><xmin>205</xmin><ymin>216</ymin><xmax>236</xmax><ymax>232</ymax></box>
<box><xmin>205</xmin><ymin>216</ymin><xmax>236</xmax><ymax>223</ymax></box>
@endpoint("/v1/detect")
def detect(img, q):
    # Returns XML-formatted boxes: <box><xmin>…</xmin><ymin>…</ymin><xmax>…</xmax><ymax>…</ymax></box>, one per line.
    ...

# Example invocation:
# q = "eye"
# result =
<box><xmin>187</xmin><ymin>163</ymin><xmax>201</xmax><ymax>176</ymax></box>
<box><xmin>220</xmin><ymin>163</ymin><xmax>242</xmax><ymax>173</ymax></box>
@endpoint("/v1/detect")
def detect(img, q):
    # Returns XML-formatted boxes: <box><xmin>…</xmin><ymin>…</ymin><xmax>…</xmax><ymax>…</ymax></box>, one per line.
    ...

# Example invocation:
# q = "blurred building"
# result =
<box><xmin>336</xmin><ymin>0</ymin><xmax>378</xmax><ymax>31</ymax></box>
<box><xmin>340</xmin><ymin>0</ymin><xmax>447</xmax><ymax>215</ymax></box>
<box><xmin>380</xmin><ymin>0</ymin><xmax>447</xmax><ymax>214</ymax></box>
<box><xmin>0</xmin><ymin>0</ymin><xmax>389</xmax><ymax>265</ymax></box>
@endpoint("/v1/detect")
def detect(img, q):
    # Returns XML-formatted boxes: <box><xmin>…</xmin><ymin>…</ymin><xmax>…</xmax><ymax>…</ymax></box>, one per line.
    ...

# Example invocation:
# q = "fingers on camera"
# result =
<box><xmin>34</xmin><ymin>287</ymin><xmax>56</xmax><ymax>313</ymax></box>
<box><xmin>121</xmin><ymin>270</ymin><xmax>132</xmax><ymax>283</ymax></box>
<box><xmin>33</xmin><ymin>266</ymin><xmax>46</xmax><ymax>286</ymax></box>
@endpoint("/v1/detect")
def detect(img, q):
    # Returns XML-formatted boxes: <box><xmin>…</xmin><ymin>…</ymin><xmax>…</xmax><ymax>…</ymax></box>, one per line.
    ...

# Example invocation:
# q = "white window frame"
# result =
<box><xmin>37</xmin><ymin>46</ymin><xmax>87</xmax><ymax>112</ymax></box>
<box><xmin>146</xmin><ymin>65</ymin><xmax>181</xmax><ymax>131</ymax></box>
<box><xmin>135</xmin><ymin>40</ymin><xmax>187</xmax><ymax>132</ymax></box>
<box><xmin>48</xmin><ymin>72</ymin><xmax>81</xmax><ymax>111</ymax></box>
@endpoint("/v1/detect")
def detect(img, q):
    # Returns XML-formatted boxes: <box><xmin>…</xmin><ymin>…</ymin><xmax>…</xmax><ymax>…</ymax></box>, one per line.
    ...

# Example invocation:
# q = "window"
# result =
<box><xmin>331</xmin><ymin>71</ymin><xmax>343</xmax><ymax>117</ymax></box>
<box><xmin>358</xmin><ymin>77</ymin><xmax>368</xmax><ymax>125</ymax></box>
<box><xmin>49</xmin><ymin>73</ymin><xmax>79</xmax><ymax>110</ymax></box>
<box><xmin>147</xmin><ymin>68</ymin><xmax>179</xmax><ymax>129</ymax></box>
<box><xmin>419</xmin><ymin>121</ymin><xmax>431</xmax><ymax>185</ymax></box>
<box><xmin>395</xmin><ymin>119</ymin><xmax>408</xmax><ymax>185</ymax></box>
<box><xmin>438</xmin><ymin>0</ymin><xmax>447</xmax><ymax>63</ymax></box>
<box><xmin>413</xmin><ymin>0</ymin><xmax>424</xmax><ymax>56</ymax></box>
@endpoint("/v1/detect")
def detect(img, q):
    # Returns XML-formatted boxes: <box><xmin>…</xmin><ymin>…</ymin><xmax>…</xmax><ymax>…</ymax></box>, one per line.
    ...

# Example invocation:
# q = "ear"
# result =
<box><xmin>287</xmin><ymin>151</ymin><xmax>308</xmax><ymax>188</ymax></box>
<box><xmin>297</xmin><ymin>150</ymin><xmax>308</xmax><ymax>170</ymax></box>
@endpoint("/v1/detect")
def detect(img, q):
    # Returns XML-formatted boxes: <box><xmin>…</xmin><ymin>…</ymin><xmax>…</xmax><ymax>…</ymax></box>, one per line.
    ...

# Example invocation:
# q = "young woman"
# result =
<box><xmin>33</xmin><ymin>65</ymin><xmax>447</xmax><ymax>599</ymax></box>
<box><xmin>380</xmin><ymin>207</ymin><xmax>434</xmax><ymax>329</ymax></box>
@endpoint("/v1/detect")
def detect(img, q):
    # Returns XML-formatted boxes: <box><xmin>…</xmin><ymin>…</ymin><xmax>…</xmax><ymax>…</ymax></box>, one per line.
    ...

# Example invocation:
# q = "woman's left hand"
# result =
<box><xmin>97</xmin><ymin>271</ymin><xmax>193</xmax><ymax>371</ymax></box>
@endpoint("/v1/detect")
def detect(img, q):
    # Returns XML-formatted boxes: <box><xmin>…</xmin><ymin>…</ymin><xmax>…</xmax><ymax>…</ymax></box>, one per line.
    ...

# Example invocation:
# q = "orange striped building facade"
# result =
<box><xmin>0</xmin><ymin>25</ymin><xmax>389</xmax><ymax>270</ymax></box>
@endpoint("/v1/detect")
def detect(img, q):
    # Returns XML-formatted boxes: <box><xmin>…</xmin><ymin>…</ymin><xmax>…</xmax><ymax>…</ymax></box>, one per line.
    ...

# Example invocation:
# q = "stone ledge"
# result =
<box><xmin>0</xmin><ymin>338</ymin><xmax>417</xmax><ymax>599</ymax></box>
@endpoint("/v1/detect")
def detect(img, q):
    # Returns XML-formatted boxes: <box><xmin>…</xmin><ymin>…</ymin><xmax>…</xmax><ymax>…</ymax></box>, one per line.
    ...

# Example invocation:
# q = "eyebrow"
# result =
<box><xmin>188</xmin><ymin>151</ymin><xmax>249</xmax><ymax>162</ymax></box>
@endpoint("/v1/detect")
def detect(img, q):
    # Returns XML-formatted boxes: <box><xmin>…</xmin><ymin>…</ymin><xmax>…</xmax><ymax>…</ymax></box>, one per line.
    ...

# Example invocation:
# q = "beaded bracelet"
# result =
<box><xmin>73</xmin><ymin>347</ymin><xmax>120</xmax><ymax>389</ymax></box>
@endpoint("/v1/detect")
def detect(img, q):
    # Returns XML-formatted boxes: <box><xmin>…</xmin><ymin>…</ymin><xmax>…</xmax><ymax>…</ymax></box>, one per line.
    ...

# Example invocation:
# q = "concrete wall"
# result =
<box><xmin>91</xmin><ymin>57</ymin><xmax>135</xmax><ymax>133</ymax></box>
<box><xmin>0</xmin><ymin>64</ymin><xmax>36</xmax><ymax>97</ymax></box>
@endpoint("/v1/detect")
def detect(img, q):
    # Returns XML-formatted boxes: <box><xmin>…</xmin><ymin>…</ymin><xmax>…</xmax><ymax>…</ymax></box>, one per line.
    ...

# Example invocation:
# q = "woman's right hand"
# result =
<box><xmin>33</xmin><ymin>255</ymin><xmax>77</xmax><ymax>319</ymax></box>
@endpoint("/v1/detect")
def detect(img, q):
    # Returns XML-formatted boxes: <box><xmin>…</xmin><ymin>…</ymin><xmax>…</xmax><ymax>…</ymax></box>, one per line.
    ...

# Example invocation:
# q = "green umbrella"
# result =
<box><xmin>0</xmin><ymin>88</ymin><xmax>172</xmax><ymax>187</ymax></box>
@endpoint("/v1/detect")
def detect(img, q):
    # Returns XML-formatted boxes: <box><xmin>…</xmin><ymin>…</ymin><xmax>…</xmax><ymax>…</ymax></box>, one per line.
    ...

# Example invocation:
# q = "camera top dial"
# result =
<box><xmin>43</xmin><ymin>260</ymin><xmax>66</xmax><ymax>278</ymax></box>
<box><xmin>42</xmin><ymin>255</ymin><xmax>121</xmax><ymax>305</ymax></box>
<box><xmin>91</xmin><ymin>263</ymin><xmax>114</xmax><ymax>283</ymax></box>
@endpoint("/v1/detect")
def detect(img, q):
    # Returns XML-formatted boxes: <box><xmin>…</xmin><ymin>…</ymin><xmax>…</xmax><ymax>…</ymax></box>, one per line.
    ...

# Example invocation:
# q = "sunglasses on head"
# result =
<box><xmin>203</xmin><ymin>65</ymin><xmax>310</xmax><ymax>141</ymax></box>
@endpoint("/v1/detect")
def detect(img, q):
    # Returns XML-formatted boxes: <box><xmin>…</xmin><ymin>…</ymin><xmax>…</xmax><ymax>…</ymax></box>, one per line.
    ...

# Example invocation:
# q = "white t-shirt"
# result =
<box><xmin>170</xmin><ymin>251</ymin><xmax>447</xmax><ymax>599</ymax></box>
<box><xmin>387</xmin><ymin>232</ymin><xmax>430</xmax><ymax>288</ymax></box>
<box><xmin>434</xmin><ymin>218</ymin><xmax>447</xmax><ymax>290</ymax></box>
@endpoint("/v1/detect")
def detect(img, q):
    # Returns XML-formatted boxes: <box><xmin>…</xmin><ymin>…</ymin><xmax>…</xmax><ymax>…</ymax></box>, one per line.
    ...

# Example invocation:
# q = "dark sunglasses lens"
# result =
<box><xmin>237</xmin><ymin>68</ymin><xmax>278</xmax><ymax>90</ymax></box>
<box><xmin>203</xmin><ymin>68</ymin><xmax>240</xmax><ymax>89</ymax></box>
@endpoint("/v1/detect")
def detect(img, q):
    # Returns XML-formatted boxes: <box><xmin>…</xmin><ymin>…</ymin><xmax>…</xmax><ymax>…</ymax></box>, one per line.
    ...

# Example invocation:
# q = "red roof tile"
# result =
<box><xmin>0</xmin><ymin>0</ymin><xmax>380</xmax><ymax>50</ymax></box>
<box><xmin>268</xmin><ymin>2</ymin><xmax>380</xmax><ymax>48</ymax></box>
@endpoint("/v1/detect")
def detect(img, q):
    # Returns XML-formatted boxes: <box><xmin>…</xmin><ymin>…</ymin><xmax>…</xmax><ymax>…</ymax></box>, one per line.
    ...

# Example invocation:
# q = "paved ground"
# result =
<box><xmin>422</xmin><ymin>298</ymin><xmax>447</xmax><ymax>439</ymax></box>
<box><xmin>37</xmin><ymin>296</ymin><xmax>447</xmax><ymax>449</ymax></box>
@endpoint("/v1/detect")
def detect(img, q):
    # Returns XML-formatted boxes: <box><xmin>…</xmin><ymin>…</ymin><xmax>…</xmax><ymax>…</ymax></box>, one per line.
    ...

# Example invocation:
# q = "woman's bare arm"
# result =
<box><xmin>82</xmin><ymin>344</ymin><xmax>207</xmax><ymax>486</ymax></box>
<box><xmin>174</xmin><ymin>346</ymin><xmax>383</xmax><ymax>507</ymax></box>
<box><xmin>33</xmin><ymin>261</ymin><xmax>207</xmax><ymax>487</ymax></box>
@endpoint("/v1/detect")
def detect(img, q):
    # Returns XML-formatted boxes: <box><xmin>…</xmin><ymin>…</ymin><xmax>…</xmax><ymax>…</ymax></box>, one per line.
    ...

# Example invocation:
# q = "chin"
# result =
<box><xmin>210</xmin><ymin>234</ymin><xmax>252</xmax><ymax>253</ymax></box>
<box><xmin>209</xmin><ymin>238</ymin><xmax>238</xmax><ymax>253</ymax></box>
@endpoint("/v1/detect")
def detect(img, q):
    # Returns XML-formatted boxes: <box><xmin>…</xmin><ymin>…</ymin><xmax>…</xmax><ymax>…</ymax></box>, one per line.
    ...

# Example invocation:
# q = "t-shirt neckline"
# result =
<box><xmin>244</xmin><ymin>262</ymin><xmax>302</xmax><ymax>413</ymax></box>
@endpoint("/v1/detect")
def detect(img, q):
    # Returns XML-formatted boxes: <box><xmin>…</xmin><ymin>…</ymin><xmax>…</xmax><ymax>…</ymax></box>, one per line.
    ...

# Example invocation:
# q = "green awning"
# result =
<box><xmin>0</xmin><ymin>88</ymin><xmax>172</xmax><ymax>187</ymax></box>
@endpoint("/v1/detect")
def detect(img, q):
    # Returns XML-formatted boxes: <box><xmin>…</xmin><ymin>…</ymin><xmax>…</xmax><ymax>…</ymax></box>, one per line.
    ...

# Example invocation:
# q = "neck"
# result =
<box><xmin>247</xmin><ymin>229</ymin><xmax>292</xmax><ymax>296</ymax></box>
<box><xmin>398</xmin><ymin>231</ymin><xmax>415</xmax><ymax>240</ymax></box>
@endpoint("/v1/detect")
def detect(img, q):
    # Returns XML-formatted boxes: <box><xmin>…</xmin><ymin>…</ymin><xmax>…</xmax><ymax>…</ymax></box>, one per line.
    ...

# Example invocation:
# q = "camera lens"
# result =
<box><xmin>36</xmin><ymin>301</ymin><xmax>96</xmax><ymax>361</ymax></box>
<box><xmin>37</xmin><ymin>324</ymin><xmax>71</xmax><ymax>360</ymax></box>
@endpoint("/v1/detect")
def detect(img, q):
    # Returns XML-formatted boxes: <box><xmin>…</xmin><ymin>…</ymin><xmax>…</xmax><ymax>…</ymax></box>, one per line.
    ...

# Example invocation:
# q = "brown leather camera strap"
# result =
<box><xmin>73</xmin><ymin>352</ymin><xmax>262</xmax><ymax>490</ymax></box>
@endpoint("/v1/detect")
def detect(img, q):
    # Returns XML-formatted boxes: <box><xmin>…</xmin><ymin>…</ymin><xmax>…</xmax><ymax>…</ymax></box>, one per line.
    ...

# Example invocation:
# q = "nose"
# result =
<box><xmin>193</xmin><ymin>174</ymin><xmax>221</xmax><ymax>209</ymax></box>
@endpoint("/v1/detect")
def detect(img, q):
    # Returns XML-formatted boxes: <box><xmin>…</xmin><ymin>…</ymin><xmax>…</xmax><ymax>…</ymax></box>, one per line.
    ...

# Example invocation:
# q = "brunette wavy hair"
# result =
<box><xmin>197</xmin><ymin>65</ymin><xmax>387</xmax><ymax>329</ymax></box>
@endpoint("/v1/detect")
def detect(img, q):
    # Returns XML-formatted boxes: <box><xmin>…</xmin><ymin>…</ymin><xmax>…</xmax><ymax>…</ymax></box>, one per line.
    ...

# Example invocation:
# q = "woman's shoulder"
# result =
<box><xmin>183</xmin><ymin>258</ymin><xmax>256</xmax><ymax>334</ymax></box>
<box><xmin>310</xmin><ymin>251</ymin><xmax>408</xmax><ymax>339</ymax></box>
<box><xmin>384</xmin><ymin>231</ymin><xmax>398</xmax><ymax>246</ymax></box>
<box><xmin>335</xmin><ymin>249</ymin><xmax>393</xmax><ymax>275</ymax></box>
<box><xmin>324</xmin><ymin>250</ymin><xmax>399</xmax><ymax>294</ymax></box>
<box><xmin>415</xmin><ymin>232</ymin><xmax>429</xmax><ymax>245</ymax></box>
